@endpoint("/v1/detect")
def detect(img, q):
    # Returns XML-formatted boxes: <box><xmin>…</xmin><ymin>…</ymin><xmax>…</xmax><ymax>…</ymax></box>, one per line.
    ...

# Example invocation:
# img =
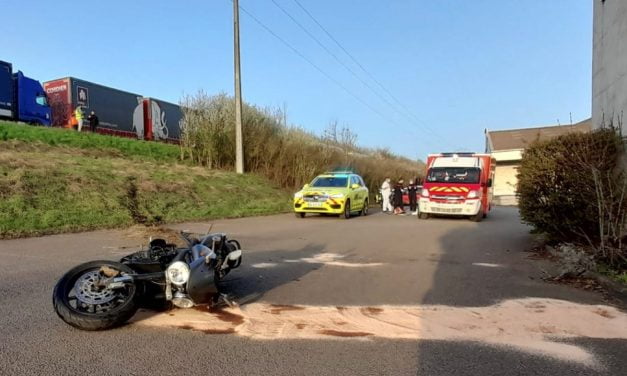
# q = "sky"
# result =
<box><xmin>2</xmin><ymin>0</ymin><xmax>592</xmax><ymax>160</ymax></box>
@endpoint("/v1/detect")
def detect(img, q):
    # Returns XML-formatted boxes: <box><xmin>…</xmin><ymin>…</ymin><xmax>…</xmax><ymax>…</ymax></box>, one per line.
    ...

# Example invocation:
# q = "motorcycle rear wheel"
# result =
<box><xmin>53</xmin><ymin>260</ymin><xmax>138</xmax><ymax>331</ymax></box>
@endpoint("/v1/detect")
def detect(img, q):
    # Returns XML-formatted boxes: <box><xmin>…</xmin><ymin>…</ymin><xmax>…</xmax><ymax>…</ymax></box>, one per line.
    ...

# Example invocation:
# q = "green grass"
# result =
<box><xmin>597</xmin><ymin>263</ymin><xmax>627</xmax><ymax>285</ymax></box>
<box><xmin>0</xmin><ymin>120</ymin><xmax>181</xmax><ymax>163</ymax></box>
<box><xmin>0</xmin><ymin>137</ymin><xmax>291</xmax><ymax>238</ymax></box>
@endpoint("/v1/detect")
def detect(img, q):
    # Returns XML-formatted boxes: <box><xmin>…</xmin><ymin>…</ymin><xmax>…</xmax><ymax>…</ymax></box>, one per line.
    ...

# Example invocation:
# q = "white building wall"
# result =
<box><xmin>491</xmin><ymin>150</ymin><xmax>523</xmax><ymax>163</ymax></box>
<box><xmin>592</xmin><ymin>0</ymin><xmax>627</xmax><ymax>130</ymax></box>
<box><xmin>493</xmin><ymin>164</ymin><xmax>519</xmax><ymax>206</ymax></box>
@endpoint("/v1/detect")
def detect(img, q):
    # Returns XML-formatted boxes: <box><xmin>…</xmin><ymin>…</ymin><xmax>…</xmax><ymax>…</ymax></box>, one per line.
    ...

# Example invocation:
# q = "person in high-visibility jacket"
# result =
<box><xmin>74</xmin><ymin>106</ymin><xmax>84</xmax><ymax>132</ymax></box>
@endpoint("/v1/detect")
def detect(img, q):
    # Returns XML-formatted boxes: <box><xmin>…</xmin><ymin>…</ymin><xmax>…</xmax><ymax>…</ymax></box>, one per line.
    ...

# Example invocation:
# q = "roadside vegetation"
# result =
<box><xmin>0</xmin><ymin>120</ymin><xmax>181</xmax><ymax>163</ymax></box>
<box><xmin>180</xmin><ymin>92</ymin><xmax>424</xmax><ymax>193</ymax></box>
<box><xmin>0</xmin><ymin>93</ymin><xmax>423</xmax><ymax>238</ymax></box>
<box><xmin>0</xmin><ymin>133</ymin><xmax>289</xmax><ymax>238</ymax></box>
<box><xmin>518</xmin><ymin>125</ymin><xmax>627</xmax><ymax>280</ymax></box>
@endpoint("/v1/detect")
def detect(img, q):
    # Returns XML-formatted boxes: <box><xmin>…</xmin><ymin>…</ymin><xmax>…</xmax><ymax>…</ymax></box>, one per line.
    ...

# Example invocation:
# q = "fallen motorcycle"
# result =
<box><xmin>52</xmin><ymin>231</ymin><xmax>242</xmax><ymax>331</ymax></box>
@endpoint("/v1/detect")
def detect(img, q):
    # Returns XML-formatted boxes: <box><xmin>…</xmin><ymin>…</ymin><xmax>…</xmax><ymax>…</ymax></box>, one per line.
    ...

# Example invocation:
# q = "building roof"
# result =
<box><xmin>486</xmin><ymin>118</ymin><xmax>591</xmax><ymax>152</ymax></box>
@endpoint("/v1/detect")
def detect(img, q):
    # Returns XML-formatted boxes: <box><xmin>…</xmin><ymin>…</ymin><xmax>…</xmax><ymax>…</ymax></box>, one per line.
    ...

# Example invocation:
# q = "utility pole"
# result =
<box><xmin>233</xmin><ymin>0</ymin><xmax>244</xmax><ymax>173</ymax></box>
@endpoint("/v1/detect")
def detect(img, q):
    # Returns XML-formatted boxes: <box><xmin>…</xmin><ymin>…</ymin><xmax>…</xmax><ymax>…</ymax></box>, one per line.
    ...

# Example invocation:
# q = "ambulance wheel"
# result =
<box><xmin>471</xmin><ymin>210</ymin><xmax>483</xmax><ymax>222</ymax></box>
<box><xmin>295</xmin><ymin>212</ymin><xmax>305</xmax><ymax>218</ymax></box>
<box><xmin>418</xmin><ymin>212</ymin><xmax>429</xmax><ymax>220</ymax></box>
<box><xmin>361</xmin><ymin>200</ymin><xmax>369</xmax><ymax>216</ymax></box>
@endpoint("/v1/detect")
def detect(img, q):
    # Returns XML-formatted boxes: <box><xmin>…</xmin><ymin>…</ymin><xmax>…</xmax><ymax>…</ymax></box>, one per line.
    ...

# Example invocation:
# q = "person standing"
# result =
<box><xmin>407</xmin><ymin>179</ymin><xmax>419</xmax><ymax>215</ymax></box>
<box><xmin>74</xmin><ymin>106</ymin><xmax>84</xmax><ymax>132</ymax></box>
<box><xmin>393</xmin><ymin>178</ymin><xmax>405</xmax><ymax>215</ymax></box>
<box><xmin>87</xmin><ymin>111</ymin><xmax>99</xmax><ymax>133</ymax></box>
<box><xmin>381</xmin><ymin>177</ymin><xmax>392</xmax><ymax>213</ymax></box>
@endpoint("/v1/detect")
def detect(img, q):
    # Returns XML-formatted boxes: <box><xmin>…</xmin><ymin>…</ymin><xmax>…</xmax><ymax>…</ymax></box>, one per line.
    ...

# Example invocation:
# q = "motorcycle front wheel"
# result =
<box><xmin>52</xmin><ymin>260</ymin><xmax>138</xmax><ymax>331</ymax></box>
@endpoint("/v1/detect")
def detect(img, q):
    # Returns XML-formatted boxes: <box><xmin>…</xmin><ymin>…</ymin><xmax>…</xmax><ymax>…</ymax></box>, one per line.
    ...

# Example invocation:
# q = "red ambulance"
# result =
<box><xmin>418</xmin><ymin>153</ymin><xmax>495</xmax><ymax>221</ymax></box>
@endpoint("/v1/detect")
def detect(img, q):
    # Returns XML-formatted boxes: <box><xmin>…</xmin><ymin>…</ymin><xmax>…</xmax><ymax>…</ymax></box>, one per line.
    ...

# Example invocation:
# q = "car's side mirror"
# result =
<box><xmin>303</xmin><ymin>184</ymin><xmax>310</xmax><ymax>189</ymax></box>
<box><xmin>351</xmin><ymin>184</ymin><xmax>360</xmax><ymax>189</ymax></box>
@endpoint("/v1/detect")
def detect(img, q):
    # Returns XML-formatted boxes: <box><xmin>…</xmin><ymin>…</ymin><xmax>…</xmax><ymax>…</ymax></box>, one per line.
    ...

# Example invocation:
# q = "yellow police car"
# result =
<box><xmin>293</xmin><ymin>171</ymin><xmax>369</xmax><ymax>219</ymax></box>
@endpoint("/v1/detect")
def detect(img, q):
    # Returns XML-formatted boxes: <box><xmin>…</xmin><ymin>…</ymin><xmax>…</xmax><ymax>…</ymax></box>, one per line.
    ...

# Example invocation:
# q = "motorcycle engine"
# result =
<box><xmin>121</xmin><ymin>239</ymin><xmax>177</xmax><ymax>263</ymax></box>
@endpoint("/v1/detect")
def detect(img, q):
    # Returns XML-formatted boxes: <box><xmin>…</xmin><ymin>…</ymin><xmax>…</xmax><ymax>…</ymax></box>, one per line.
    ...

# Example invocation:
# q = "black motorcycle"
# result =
<box><xmin>52</xmin><ymin>231</ymin><xmax>242</xmax><ymax>331</ymax></box>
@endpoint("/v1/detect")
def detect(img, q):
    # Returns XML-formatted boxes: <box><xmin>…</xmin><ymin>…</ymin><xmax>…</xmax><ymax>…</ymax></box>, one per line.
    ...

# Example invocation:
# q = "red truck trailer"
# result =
<box><xmin>418</xmin><ymin>152</ymin><xmax>495</xmax><ymax>221</ymax></box>
<box><xmin>43</xmin><ymin>78</ymin><xmax>183</xmax><ymax>142</ymax></box>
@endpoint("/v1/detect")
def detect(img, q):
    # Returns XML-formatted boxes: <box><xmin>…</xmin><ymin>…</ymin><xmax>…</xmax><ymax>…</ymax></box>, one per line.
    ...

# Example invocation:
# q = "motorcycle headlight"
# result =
<box><xmin>330</xmin><ymin>193</ymin><xmax>344</xmax><ymax>199</ymax></box>
<box><xmin>421</xmin><ymin>188</ymin><xmax>429</xmax><ymax>197</ymax></box>
<box><xmin>166</xmin><ymin>261</ymin><xmax>190</xmax><ymax>286</ymax></box>
<box><xmin>294</xmin><ymin>191</ymin><xmax>303</xmax><ymax>199</ymax></box>
<box><xmin>467</xmin><ymin>190</ymin><xmax>481</xmax><ymax>199</ymax></box>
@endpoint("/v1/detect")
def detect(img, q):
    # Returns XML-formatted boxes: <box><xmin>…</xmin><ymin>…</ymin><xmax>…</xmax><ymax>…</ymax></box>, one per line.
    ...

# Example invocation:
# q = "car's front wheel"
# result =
<box><xmin>295</xmin><ymin>212</ymin><xmax>305</xmax><ymax>218</ymax></box>
<box><xmin>342</xmin><ymin>200</ymin><xmax>351</xmax><ymax>219</ymax></box>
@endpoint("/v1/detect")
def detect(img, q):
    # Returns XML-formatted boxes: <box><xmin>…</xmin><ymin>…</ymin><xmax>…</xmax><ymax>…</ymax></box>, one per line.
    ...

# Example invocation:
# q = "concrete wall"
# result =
<box><xmin>491</xmin><ymin>149</ymin><xmax>523</xmax><ymax>163</ymax></box>
<box><xmin>592</xmin><ymin>0</ymin><xmax>627</xmax><ymax>130</ymax></box>
<box><xmin>493</xmin><ymin>163</ymin><xmax>519</xmax><ymax>206</ymax></box>
<box><xmin>489</xmin><ymin>150</ymin><xmax>523</xmax><ymax>206</ymax></box>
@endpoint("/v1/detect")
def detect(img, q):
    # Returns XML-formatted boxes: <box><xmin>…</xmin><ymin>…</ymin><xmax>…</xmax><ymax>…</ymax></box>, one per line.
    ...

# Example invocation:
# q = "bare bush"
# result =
<box><xmin>573</xmin><ymin>125</ymin><xmax>627</xmax><ymax>266</ymax></box>
<box><xmin>180</xmin><ymin>92</ymin><xmax>424</xmax><ymax>192</ymax></box>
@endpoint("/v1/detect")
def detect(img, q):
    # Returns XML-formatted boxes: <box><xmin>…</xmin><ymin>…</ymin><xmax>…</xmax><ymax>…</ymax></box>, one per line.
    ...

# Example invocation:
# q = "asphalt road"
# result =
<box><xmin>0</xmin><ymin>207</ymin><xmax>625</xmax><ymax>375</ymax></box>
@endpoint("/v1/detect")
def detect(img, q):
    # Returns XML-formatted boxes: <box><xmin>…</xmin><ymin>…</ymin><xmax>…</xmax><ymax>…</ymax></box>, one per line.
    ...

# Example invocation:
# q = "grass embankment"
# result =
<box><xmin>0</xmin><ymin>120</ymin><xmax>180</xmax><ymax>163</ymax></box>
<box><xmin>0</xmin><ymin>122</ymin><xmax>290</xmax><ymax>238</ymax></box>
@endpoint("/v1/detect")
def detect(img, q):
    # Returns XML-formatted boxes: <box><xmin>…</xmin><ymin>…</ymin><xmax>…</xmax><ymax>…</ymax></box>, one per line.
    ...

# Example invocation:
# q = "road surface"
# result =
<box><xmin>0</xmin><ymin>208</ymin><xmax>625</xmax><ymax>375</ymax></box>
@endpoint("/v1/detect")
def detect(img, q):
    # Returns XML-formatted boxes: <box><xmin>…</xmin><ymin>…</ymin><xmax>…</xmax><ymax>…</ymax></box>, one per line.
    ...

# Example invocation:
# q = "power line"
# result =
<box><xmin>269</xmin><ymin>0</ymin><xmax>407</xmax><ymax>127</ymax></box>
<box><xmin>266</xmin><ymin>0</ymin><xmax>449</xmax><ymax>151</ymax></box>
<box><xmin>235</xmin><ymin>2</ymin><xmax>418</xmax><ymax>138</ymax></box>
<box><xmin>291</xmin><ymin>0</ymin><xmax>452</xmax><ymax>145</ymax></box>
<box><xmin>233</xmin><ymin>1</ymin><xmax>454</xmax><ymax>156</ymax></box>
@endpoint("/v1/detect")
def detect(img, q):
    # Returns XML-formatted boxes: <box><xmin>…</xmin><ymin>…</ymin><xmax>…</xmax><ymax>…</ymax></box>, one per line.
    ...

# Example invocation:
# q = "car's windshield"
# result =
<box><xmin>311</xmin><ymin>176</ymin><xmax>348</xmax><ymax>187</ymax></box>
<box><xmin>426</xmin><ymin>167</ymin><xmax>480</xmax><ymax>184</ymax></box>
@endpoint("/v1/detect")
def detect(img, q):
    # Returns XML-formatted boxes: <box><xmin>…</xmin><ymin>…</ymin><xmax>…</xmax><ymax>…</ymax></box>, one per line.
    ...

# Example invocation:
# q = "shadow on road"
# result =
<box><xmin>219</xmin><ymin>243</ymin><xmax>327</xmax><ymax>301</ymax></box>
<box><xmin>413</xmin><ymin>338</ymin><xmax>626</xmax><ymax>376</ymax></box>
<box><xmin>420</xmin><ymin>207</ymin><xmax>603</xmax><ymax>307</ymax></box>
<box><xmin>411</xmin><ymin>207</ymin><xmax>626</xmax><ymax>374</ymax></box>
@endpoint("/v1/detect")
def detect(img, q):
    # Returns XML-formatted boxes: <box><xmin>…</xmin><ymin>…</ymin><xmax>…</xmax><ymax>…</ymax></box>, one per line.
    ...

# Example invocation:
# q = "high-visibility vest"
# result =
<box><xmin>75</xmin><ymin>108</ymin><xmax>84</xmax><ymax>120</ymax></box>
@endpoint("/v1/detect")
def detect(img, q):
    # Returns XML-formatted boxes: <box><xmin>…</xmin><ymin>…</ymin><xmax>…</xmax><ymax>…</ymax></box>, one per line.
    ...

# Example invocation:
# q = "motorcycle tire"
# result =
<box><xmin>52</xmin><ymin>260</ymin><xmax>139</xmax><ymax>331</ymax></box>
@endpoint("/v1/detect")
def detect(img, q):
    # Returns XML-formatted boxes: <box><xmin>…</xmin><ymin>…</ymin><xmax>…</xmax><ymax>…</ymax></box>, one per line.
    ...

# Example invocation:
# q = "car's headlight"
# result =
<box><xmin>330</xmin><ymin>193</ymin><xmax>345</xmax><ymax>199</ymax></box>
<box><xmin>294</xmin><ymin>191</ymin><xmax>303</xmax><ymax>199</ymax></box>
<box><xmin>166</xmin><ymin>261</ymin><xmax>190</xmax><ymax>286</ymax></box>
<box><xmin>421</xmin><ymin>188</ymin><xmax>429</xmax><ymax>197</ymax></box>
<box><xmin>467</xmin><ymin>190</ymin><xmax>481</xmax><ymax>199</ymax></box>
